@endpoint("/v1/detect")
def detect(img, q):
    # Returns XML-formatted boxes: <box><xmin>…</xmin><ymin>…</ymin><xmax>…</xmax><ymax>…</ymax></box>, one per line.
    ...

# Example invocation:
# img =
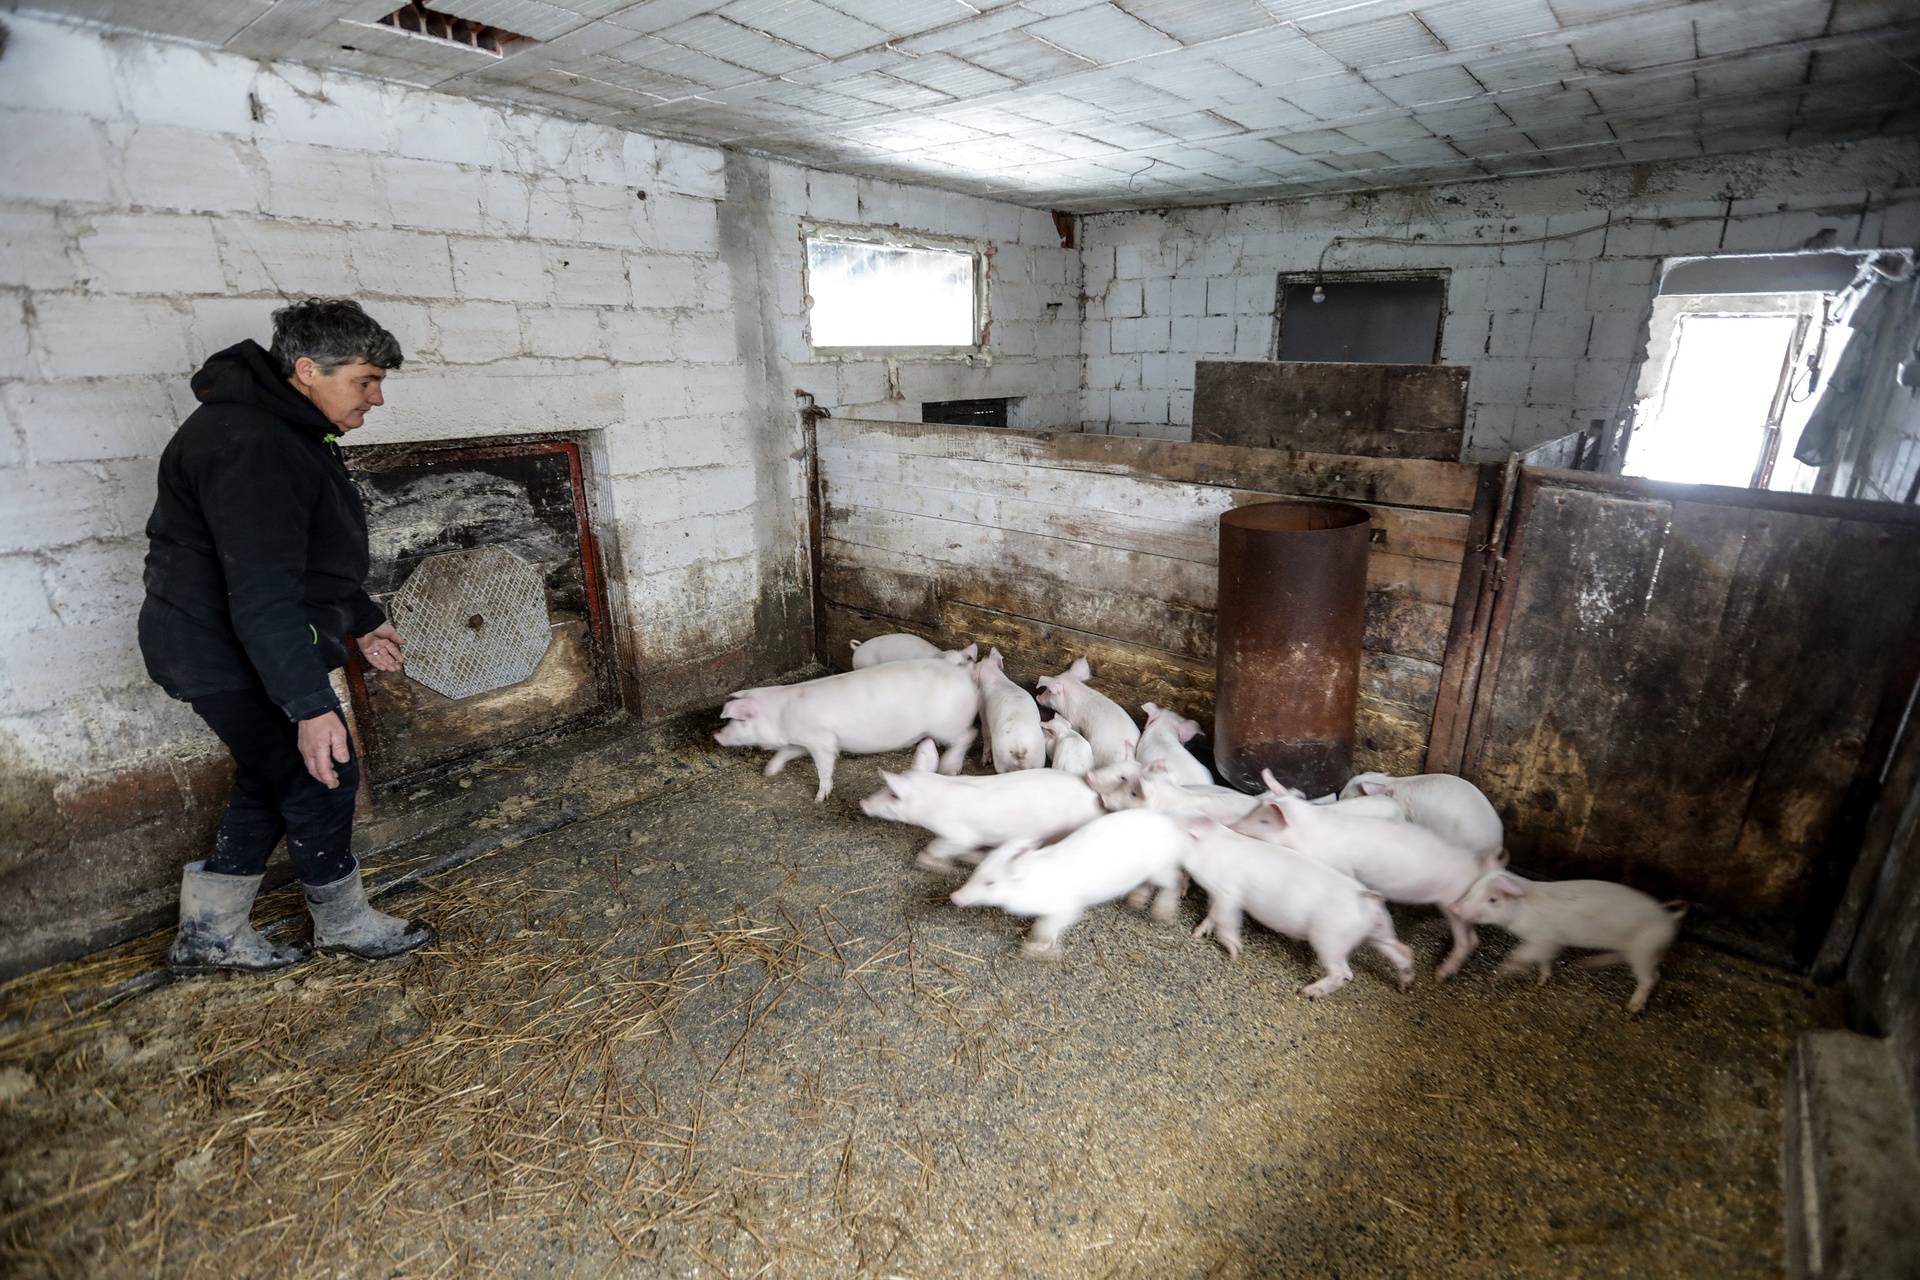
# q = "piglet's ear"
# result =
<box><xmin>958</xmin><ymin>643</ymin><xmax>979</xmax><ymax>660</ymax></box>
<box><xmin>1492</xmin><ymin>872</ymin><xmax>1528</xmax><ymax>898</ymax></box>
<box><xmin>1036</xmin><ymin>675</ymin><xmax>1060</xmax><ymax>693</ymax></box>
<box><xmin>721</xmin><ymin>697</ymin><xmax>757</xmax><ymax>720</ymax></box>
<box><xmin>1142</xmin><ymin>702</ymin><xmax>1162</xmax><ymax>720</ymax></box>
<box><xmin>911</xmin><ymin>739</ymin><xmax>939</xmax><ymax>771</ymax></box>
<box><xmin>1173</xmin><ymin>716</ymin><xmax>1200</xmax><ymax>743</ymax></box>
<box><xmin>1145</xmin><ymin>759</ymin><xmax>1170</xmax><ymax>776</ymax></box>
<box><xmin>878</xmin><ymin>770</ymin><xmax>904</xmax><ymax>796</ymax></box>
<box><xmin>1359</xmin><ymin>780</ymin><xmax>1389</xmax><ymax>797</ymax></box>
<box><xmin>1486</xmin><ymin>848</ymin><xmax>1510</xmax><ymax>870</ymax></box>
<box><xmin>1068</xmin><ymin>657</ymin><xmax>1092</xmax><ymax>681</ymax></box>
<box><xmin>1003</xmin><ymin>839</ymin><xmax>1042</xmax><ymax>866</ymax></box>
<box><xmin>1260</xmin><ymin>796</ymin><xmax>1290</xmax><ymax>826</ymax></box>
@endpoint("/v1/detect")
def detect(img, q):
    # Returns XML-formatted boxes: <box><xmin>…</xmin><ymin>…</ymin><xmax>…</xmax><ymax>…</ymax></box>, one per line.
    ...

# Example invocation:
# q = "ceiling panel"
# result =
<box><xmin>18</xmin><ymin>0</ymin><xmax>1920</xmax><ymax>210</ymax></box>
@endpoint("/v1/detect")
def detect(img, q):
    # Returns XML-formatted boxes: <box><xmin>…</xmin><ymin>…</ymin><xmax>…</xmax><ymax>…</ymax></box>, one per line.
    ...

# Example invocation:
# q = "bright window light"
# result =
<box><xmin>805</xmin><ymin>238</ymin><xmax>977</xmax><ymax>348</ymax></box>
<box><xmin>1626</xmin><ymin>315</ymin><xmax>1798</xmax><ymax>487</ymax></box>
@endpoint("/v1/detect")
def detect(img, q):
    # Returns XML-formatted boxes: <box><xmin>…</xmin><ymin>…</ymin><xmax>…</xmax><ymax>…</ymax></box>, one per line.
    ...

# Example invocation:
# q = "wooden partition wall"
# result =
<box><xmin>811</xmin><ymin>418</ymin><xmax>1495</xmax><ymax>776</ymax></box>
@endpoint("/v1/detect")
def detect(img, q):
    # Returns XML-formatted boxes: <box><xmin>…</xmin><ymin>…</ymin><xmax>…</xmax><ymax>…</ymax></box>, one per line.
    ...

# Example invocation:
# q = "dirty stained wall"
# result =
<box><xmin>1077</xmin><ymin>138</ymin><xmax>1920</xmax><ymax>459</ymax></box>
<box><xmin>0</xmin><ymin>14</ymin><xmax>1074</xmax><ymax>978</ymax></box>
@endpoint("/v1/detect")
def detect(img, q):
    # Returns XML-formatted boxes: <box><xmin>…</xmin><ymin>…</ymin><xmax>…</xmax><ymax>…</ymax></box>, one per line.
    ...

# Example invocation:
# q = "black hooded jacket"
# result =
<box><xmin>138</xmin><ymin>340</ymin><xmax>385</xmax><ymax>720</ymax></box>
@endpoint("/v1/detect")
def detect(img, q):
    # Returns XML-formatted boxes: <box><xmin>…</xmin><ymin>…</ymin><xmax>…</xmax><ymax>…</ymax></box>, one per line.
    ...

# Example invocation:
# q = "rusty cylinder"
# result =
<box><xmin>1214</xmin><ymin>500</ymin><xmax>1372</xmax><ymax>796</ymax></box>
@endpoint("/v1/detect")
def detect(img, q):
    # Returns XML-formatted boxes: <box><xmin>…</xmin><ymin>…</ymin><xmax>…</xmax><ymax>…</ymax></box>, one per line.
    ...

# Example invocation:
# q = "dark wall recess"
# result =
<box><xmin>1277</xmin><ymin>273</ymin><xmax>1447</xmax><ymax>364</ymax></box>
<box><xmin>346</xmin><ymin>436</ymin><xmax>619</xmax><ymax>783</ymax></box>
<box><xmin>922</xmin><ymin>397</ymin><xmax>1014</xmax><ymax>427</ymax></box>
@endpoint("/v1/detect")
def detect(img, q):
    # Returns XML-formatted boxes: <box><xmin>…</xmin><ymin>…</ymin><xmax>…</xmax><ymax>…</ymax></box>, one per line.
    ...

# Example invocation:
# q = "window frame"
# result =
<box><xmin>799</xmin><ymin>222</ymin><xmax>991</xmax><ymax>358</ymax></box>
<box><xmin>1272</xmin><ymin>268</ymin><xmax>1450</xmax><ymax>365</ymax></box>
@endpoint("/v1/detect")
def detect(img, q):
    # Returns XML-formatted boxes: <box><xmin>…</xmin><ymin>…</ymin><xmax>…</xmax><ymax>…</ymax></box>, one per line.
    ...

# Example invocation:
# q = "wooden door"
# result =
<box><xmin>344</xmin><ymin>438</ymin><xmax>619</xmax><ymax>783</ymax></box>
<box><xmin>1448</xmin><ymin>468</ymin><xmax>1920</xmax><ymax>963</ymax></box>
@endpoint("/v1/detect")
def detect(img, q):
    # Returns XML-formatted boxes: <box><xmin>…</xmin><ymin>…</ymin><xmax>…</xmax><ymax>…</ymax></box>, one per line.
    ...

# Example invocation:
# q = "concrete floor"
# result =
<box><xmin>0</xmin><ymin>722</ymin><xmax>1831</xmax><ymax>1277</ymax></box>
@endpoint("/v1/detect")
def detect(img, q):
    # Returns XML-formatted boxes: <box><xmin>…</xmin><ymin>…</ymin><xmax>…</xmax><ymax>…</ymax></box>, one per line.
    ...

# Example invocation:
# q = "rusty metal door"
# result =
<box><xmin>1444</xmin><ymin>468</ymin><xmax>1920</xmax><ymax>964</ymax></box>
<box><xmin>344</xmin><ymin>438</ymin><xmax>619</xmax><ymax>783</ymax></box>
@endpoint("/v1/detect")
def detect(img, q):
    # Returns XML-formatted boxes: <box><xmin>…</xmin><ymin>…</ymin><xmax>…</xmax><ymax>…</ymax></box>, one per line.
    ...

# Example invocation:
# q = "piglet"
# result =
<box><xmin>850</xmin><ymin>634</ymin><xmax>978</xmax><ymax>668</ymax></box>
<box><xmin>860</xmin><ymin>755</ymin><xmax>1106</xmax><ymax>871</ymax></box>
<box><xmin>1231</xmin><ymin>791</ymin><xmax>1494</xmax><ymax>979</ymax></box>
<box><xmin>716</xmin><ymin>659</ymin><xmax>977</xmax><ymax>801</ymax></box>
<box><xmin>1092</xmin><ymin>759</ymin><xmax>1261</xmax><ymax>824</ymax></box>
<box><xmin>1259</xmin><ymin>770</ymin><xmax>1403</xmax><ymax>823</ymax></box>
<box><xmin>1181</xmin><ymin>818</ymin><xmax>1413</xmax><ymax>999</ymax></box>
<box><xmin>1134</xmin><ymin>703</ymin><xmax>1212</xmax><ymax>785</ymax></box>
<box><xmin>948</xmin><ymin>809</ymin><xmax>1187</xmax><ymax>957</ymax></box>
<box><xmin>1339</xmin><ymin>771</ymin><xmax>1503</xmax><ymax>860</ymax></box>
<box><xmin>1034</xmin><ymin>658</ymin><xmax>1139</xmax><ymax>768</ymax></box>
<box><xmin>1041</xmin><ymin>716</ymin><xmax>1095</xmax><ymax>776</ymax></box>
<box><xmin>974</xmin><ymin>647</ymin><xmax>1046</xmax><ymax>772</ymax></box>
<box><xmin>1451</xmin><ymin>870</ymin><xmax>1685</xmax><ymax>1014</ymax></box>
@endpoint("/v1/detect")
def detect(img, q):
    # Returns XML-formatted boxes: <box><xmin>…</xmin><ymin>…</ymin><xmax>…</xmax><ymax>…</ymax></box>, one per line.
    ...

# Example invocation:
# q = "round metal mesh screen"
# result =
<box><xmin>386</xmin><ymin>545</ymin><xmax>553</xmax><ymax>701</ymax></box>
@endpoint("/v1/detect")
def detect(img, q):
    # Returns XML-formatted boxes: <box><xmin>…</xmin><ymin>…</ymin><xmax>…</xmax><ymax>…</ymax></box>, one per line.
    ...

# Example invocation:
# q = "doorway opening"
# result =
<box><xmin>1624</xmin><ymin>252</ymin><xmax>1872</xmax><ymax>491</ymax></box>
<box><xmin>1624</xmin><ymin>293</ymin><xmax>1852</xmax><ymax>491</ymax></box>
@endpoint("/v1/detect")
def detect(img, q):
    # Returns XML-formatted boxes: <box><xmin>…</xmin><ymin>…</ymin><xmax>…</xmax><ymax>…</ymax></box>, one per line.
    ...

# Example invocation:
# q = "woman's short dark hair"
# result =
<box><xmin>269</xmin><ymin>297</ymin><xmax>404</xmax><ymax>377</ymax></box>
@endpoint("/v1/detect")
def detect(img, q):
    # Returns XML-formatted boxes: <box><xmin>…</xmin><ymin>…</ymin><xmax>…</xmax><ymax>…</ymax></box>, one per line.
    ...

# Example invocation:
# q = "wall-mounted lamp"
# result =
<box><xmin>1310</xmin><ymin>284</ymin><xmax>1327</xmax><ymax>304</ymax></box>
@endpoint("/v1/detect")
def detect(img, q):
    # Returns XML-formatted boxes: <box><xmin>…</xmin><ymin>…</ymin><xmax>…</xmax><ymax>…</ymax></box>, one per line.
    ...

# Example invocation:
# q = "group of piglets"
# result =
<box><xmin>715</xmin><ymin>635</ymin><xmax>1685</xmax><ymax>1013</ymax></box>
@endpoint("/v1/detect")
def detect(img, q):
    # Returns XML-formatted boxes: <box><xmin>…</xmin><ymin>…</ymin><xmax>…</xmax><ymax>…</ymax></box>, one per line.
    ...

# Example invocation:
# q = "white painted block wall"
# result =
<box><xmin>1079</xmin><ymin>140</ymin><xmax>1920</xmax><ymax>458</ymax></box>
<box><xmin>760</xmin><ymin>160</ymin><xmax>1083</xmax><ymax>428</ymax></box>
<box><xmin>0</xmin><ymin>15</ymin><xmax>1070</xmax><ymax>793</ymax></box>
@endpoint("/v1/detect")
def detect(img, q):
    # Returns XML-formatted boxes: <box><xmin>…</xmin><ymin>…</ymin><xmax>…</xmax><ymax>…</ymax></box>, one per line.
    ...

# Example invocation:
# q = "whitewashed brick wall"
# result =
<box><xmin>1079</xmin><ymin>140</ymin><xmax>1920</xmax><ymax>458</ymax></box>
<box><xmin>761</xmin><ymin>160</ymin><xmax>1084</xmax><ymax>429</ymax></box>
<box><xmin>0</xmin><ymin>14</ymin><xmax>1070</xmax><ymax>788</ymax></box>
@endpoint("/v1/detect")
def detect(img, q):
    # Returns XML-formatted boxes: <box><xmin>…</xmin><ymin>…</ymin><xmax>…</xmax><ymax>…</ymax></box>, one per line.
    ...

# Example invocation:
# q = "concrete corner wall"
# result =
<box><xmin>0</xmin><ymin>14</ymin><xmax>1065</xmax><ymax>977</ymax></box>
<box><xmin>1077</xmin><ymin>141</ymin><xmax>1920</xmax><ymax>458</ymax></box>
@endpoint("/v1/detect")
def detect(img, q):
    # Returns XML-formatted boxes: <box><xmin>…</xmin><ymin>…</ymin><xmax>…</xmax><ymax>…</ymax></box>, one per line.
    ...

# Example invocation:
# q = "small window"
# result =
<box><xmin>805</xmin><ymin>235</ymin><xmax>980</xmax><ymax>349</ymax></box>
<box><xmin>1276</xmin><ymin>274</ymin><xmax>1446</xmax><ymax>364</ymax></box>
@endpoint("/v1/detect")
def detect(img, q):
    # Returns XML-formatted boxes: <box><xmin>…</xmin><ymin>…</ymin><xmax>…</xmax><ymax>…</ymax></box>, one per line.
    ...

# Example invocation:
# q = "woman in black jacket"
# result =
<box><xmin>141</xmin><ymin>298</ymin><xmax>433</xmax><ymax>975</ymax></box>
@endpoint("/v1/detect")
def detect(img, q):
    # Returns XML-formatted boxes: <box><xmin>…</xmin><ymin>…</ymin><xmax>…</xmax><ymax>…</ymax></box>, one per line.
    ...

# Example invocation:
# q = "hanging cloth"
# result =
<box><xmin>1794</xmin><ymin>251</ymin><xmax>1911</xmax><ymax>467</ymax></box>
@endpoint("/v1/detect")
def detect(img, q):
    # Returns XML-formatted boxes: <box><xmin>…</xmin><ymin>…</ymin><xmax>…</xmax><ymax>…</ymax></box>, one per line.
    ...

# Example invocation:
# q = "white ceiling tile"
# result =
<box><xmin>19</xmin><ymin>0</ymin><xmax>1920</xmax><ymax>210</ymax></box>
<box><xmin>1025</xmin><ymin>4</ymin><xmax>1183</xmax><ymax>65</ymax></box>
<box><xmin>1414</xmin><ymin>0</ymin><xmax>1562</xmax><ymax>50</ymax></box>
<box><xmin>718</xmin><ymin>0</ymin><xmax>889</xmax><ymax>57</ymax></box>
<box><xmin>1113</xmin><ymin>0</ymin><xmax>1277</xmax><ymax>44</ymax></box>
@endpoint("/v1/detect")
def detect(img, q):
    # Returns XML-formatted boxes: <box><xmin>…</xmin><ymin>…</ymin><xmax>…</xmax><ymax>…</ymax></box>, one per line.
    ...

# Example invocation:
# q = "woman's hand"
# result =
<box><xmin>298</xmin><ymin>714</ymin><xmax>351</xmax><ymax>788</ymax></box>
<box><xmin>357</xmin><ymin>622</ymin><xmax>405</xmax><ymax>672</ymax></box>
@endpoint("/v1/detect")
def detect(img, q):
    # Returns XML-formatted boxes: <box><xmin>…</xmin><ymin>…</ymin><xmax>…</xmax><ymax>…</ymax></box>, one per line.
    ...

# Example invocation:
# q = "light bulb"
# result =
<box><xmin>1311</xmin><ymin>284</ymin><xmax>1327</xmax><ymax>303</ymax></box>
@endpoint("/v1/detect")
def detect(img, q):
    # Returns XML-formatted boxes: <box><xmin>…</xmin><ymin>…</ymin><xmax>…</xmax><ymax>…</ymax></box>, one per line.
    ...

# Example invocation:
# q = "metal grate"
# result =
<box><xmin>386</xmin><ymin>545</ymin><xmax>553</xmax><ymax>701</ymax></box>
<box><xmin>375</xmin><ymin>2</ymin><xmax>533</xmax><ymax>57</ymax></box>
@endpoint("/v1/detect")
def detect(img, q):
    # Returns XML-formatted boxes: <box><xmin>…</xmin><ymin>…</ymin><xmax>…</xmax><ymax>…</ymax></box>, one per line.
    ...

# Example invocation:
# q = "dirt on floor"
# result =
<box><xmin>0</xmin><ymin>731</ymin><xmax>1832</xmax><ymax>1278</ymax></box>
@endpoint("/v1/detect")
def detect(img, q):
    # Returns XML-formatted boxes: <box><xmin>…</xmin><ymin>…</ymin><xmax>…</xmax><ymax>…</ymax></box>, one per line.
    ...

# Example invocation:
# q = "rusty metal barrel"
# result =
<box><xmin>1214</xmin><ymin>500</ymin><xmax>1372</xmax><ymax>796</ymax></box>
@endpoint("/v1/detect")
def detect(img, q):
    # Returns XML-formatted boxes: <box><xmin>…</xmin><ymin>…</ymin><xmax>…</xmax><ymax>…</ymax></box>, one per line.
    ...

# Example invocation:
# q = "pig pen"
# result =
<box><xmin>0</xmin><ymin>714</ymin><xmax>1826</xmax><ymax>1278</ymax></box>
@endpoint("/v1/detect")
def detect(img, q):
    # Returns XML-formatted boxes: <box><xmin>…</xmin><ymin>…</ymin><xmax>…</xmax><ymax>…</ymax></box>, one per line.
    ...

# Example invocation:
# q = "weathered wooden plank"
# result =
<box><xmin>821</xmin><ymin>446</ymin><xmax>1472</xmax><ymax>568</ymax></box>
<box><xmin>1730</xmin><ymin>518</ymin><xmax>1919</xmax><ymax>933</ymax></box>
<box><xmin>1466</xmin><ymin>487</ymin><xmax>1671</xmax><ymax>872</ymax></box>
<box><xmin>1365</xmin><ymin>591</ymin><xmax>1452</xmax><ymax>665</ymax></box>
<box><xmin>943</xmin><ymin>601</ymin><xmax>1216</xmax><ymax>727</ymax></box>
<box><xmin>825</xmin><ymin>504</ymin><xmax>1460</xmax><ymax>612</ymax></box>
<box><xmin>1193</xmin><ymin>360</ymin><xmax>1468</xmax><ymax>461</ymax></box>
<box><xmin>1354</xmin><ymin>700</ymin><xmax>1432</xmax><ymax>777</ymax></box>
<box><xmin>821</xmin><ymin>417</ymin><xmax>1481</xmax><ymax>512</ymax></box>
<box><xmin>818</xmin><ymin>558</ymin><xmax>939</xmax><ymax>627</ymax></box>
<box><xmin>825</xmin><ymin>504</ymin><xmax>1217</xmax><ymax>609</ymax></box>
<box><xmin>826</xmin><ymin>538</ymin><xmax>1448</xmax><ymax>667</ymax></box>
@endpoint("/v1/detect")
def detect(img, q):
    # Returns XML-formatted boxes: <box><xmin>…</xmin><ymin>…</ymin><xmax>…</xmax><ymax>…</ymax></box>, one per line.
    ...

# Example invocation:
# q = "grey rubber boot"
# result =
<box><xmin>303</xmin><ymin>862</ymin><xmax>435</xmax><ymax>960</ymax></box>
<box><xmin>167</xmin><ymin>860</ymin><xmax>312</xmax><ymax>977</ymax></box>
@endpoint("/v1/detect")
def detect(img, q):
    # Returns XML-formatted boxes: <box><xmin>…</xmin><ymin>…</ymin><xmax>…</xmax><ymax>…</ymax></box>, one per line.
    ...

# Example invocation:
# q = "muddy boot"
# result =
<box><xmin>303</xmin><ymin>863</ymin><xmax>434</xmax><ymax>960</ymax></box>
<box><xmin>167</xmin><ymin>861</ymin><xmax>311</xmax><ymax>977</ymax></box>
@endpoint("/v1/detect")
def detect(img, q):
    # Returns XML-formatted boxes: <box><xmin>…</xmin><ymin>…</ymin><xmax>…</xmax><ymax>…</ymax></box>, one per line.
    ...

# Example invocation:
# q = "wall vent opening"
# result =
<box><xmin>376</xmin><ymin>2</ymin><xmax>533</xmax><ymax>56</ymax></box>
<box><xmin>923</xmin><ymin>398</ymin><xmax>1015</xmax><ymax>428</ymax></box>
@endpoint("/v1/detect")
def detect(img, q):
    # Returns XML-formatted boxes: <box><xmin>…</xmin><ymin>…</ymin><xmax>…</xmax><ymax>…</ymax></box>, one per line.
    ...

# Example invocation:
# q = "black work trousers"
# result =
<box><xmin>189</xmin><ymin>684</ymin><xmax>358</xmax><ymax>887</ymax></box>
